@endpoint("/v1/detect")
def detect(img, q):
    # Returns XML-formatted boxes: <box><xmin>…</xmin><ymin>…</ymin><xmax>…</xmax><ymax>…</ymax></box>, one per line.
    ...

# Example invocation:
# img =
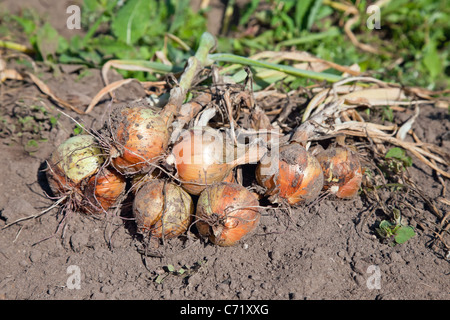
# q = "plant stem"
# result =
<box><xmin>208</xmin><ymin>53</ymin><xmax>342</xmax><ymax>83</ymax></box>
<box><xmin>160</xmin><ymin>32</ymin><xmax>216</xmax><ymax>124</ymax></box>
<box><xmin>0</xmin><ymin>40</ymin><xmax>34</xmax><ymax>54</ymax></box>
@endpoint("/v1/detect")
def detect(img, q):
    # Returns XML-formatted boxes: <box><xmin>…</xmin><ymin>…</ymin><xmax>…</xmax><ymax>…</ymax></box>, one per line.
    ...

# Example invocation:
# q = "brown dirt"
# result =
<box><xmin>0</xmin><ymin>0</ymin><xmax>449</xmax><ymax>302</ymax></box>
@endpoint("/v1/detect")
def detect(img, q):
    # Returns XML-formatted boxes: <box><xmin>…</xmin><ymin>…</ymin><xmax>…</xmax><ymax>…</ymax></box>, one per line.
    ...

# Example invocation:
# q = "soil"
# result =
<box><xmin>0</xmin><ymin>0</ymin><xmax>449</xmax><ymax>302</ymax></box>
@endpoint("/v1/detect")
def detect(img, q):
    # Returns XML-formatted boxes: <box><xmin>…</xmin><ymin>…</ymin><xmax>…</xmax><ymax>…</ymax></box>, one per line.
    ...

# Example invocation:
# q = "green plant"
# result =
<box><xmin>1</xmin><ymin>0</ymin><xmax>208</xmax><ymax>80</ymax></box>
<box><xmin>376</xmin><ymin>208</ymin><xmax>415</xmax><ymax>245</ymax></box>
<box><xmin>0</xmin><ymin>103</ymin><xmax>61</xmax><ymax>153</ymax></box>
<box><xmin>384</xmin><ymin>147</ymin><xmax>413</xmax><ymax>173</ymax></box>
<box><xmin>154</xmin><ymin>260</ymin><xmax>207</xmax><ymax>284</ymax></box>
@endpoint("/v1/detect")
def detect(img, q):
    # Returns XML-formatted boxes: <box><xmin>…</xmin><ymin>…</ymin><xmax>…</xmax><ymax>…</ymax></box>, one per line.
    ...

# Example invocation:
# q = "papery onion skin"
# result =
<box><xmin>169</xmin><ymin>127</ymin><xmax>232</xmax><ymax>195</ymax></box>
<box><xmin>46</xmin><ymin>134</ymin><xmax>104</xmax><ymax>196</ymax></box>
<box><xmin>111</xmin><ymin>106</ymin><xmax>169</xmax><ymax>175</ymax></box>
<box><xmin>83</xmin><ymin>167</ymin><xmax>126</xmax><ymax>214</ymax></box>
<box><xmin>133</xmin><ymin>180</ymin><xmax>194</xmax><ymax>239</ymax></box>
<box><xmin>169</xmin><ymin>127</ymin><xmax>266</xmax><ymax>195</ymax></box>
<box><xmin>315</xmin><ymin>147</ymin><xmax>362</xmax><ymax>199</ymax></box>
<box><xmin>196</xmin><ymin>182</ymin><xmax>261</xmax><ymax>247</ymax></box>
<box><xmin>256</xmin><ymin>143</ymin><xmax>324</xmax><ymax>205</ymax></box>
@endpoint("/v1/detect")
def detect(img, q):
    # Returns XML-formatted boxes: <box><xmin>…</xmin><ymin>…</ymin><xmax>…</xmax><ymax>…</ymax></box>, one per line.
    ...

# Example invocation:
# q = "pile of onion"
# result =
<box><xmin>196</xmin><ymin>182</ymin><xmax>261</xmax><ymax>247</ymax></box>
<box><xmin>133</xmin><ymin>179</ymin><xmax>194</xmax><ymax>239</ymax></box>
<box><xmin>315</xmin><ymin>146</ymin><xmax>362</xmax><ymax>199</ymax></box>
<box><xmin>43</xmin><ymin>87</ymin><xmax>366</xmax><ymax>248</ymax></box>
<box><xmin>109</xmin><ymin>105</ymin><xmax>169</xmax><ymax>175</ymax></box>
<box><xmin>256</xmin><ymin>142</ymin><xmax>324</xmax><ymax>205</ymax></box>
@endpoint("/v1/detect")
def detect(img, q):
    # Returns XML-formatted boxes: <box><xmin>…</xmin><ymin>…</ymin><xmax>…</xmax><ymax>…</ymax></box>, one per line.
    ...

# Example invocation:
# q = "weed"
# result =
<box><xmin>383</xmin><ymin>147</ymin><xmax>413</xmax><ymax>174</ymax></box>
<box><xmin>154</xmin><ymin>259</ymin><xmax>207</xmax><ymax>284</ymax></box>
<box><xmin>1</xmin><ymin>0</ymin><xmax>447</xmax><ymax>88</ymax></box>
<box><xmin>376</xmin><ymin>207</ymin><xmax>415</xmax><ymax>245</ymax></box>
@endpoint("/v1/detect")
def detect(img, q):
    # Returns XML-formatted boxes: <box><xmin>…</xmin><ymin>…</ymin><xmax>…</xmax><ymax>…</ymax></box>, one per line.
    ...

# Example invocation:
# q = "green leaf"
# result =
<box><xmin>49</xmin><ymin>116</ymin><xmax>59</xmax><ymax>127</ymax></box>
<box><xmin>91</xmin><ymin>36</ymin><xmax>136</xmax><ymax>59</ymax></box>
<box><xmin>394</xmin><ymin>226</ymin><xmax>415</xmax><ymax>244</ymax></box>
<box><xmin>111</xmin><ymin>0</ymin><xmax>152</xmax><ymax>45</ymax></box>
<box><xmin>385</xmin><ymin>147</ymin><xmax>406</xmax><ymax>160</ymax></box>
<box><xmin>155</xmin><ymin>274</ymin><xmax>166</xmax><ymax>284</ymax></box>
<box><xmin>294</xmin><ymin>0</ymin><xmax>313</xmax><ymax>30</ymax></box>
<box><xmin>379</xmin><ymin>220</ymin><xmax>395</xmax><ymax>234</ymax></box>
<box><xmin>382</xmin><ymin>106</ymin><xmax>394</xmax><ymax>122</ymax></box>
<box><xmin>169</xmin><ymin>0</ymin><xmax>190</xmax><ymax>34</ymax></box>
<box><xmin>422</xmin><ymin>40</ymin><xmax>442</xmax><ymax>79</ymax></box>
<box><xmin>306</xmin><ymin>0</ymin><xmax>323</xmax><ymax>30</ymax></box>
<box><xmin>239</xmin><ymin>0</ymin><xmax>261</xmax><ymax>26</ymax></box>
<box><xmin>26</xmin><ymin>139</ymin><xmax>39</xmax><ymax>148</ymax></box>
<box><xmin>83</xmin><ymin>0</ymin><xmax>102</xmax><ymax>12</ymax></box>
<box><xmin>167</xmin><ymin>264</ymin><xmax>175</xmax><ymax>272</ymax></box>
<box><xmin>73</xmin><ymin>124</ymin><xmax>84</xmax><ymax>135</ymax></box>
<box><xmin>11</xmin><ymin>15</ymin><xmax>36</xmax><ymax>36</ymax></box>
<box><xmin>35</xmin><ymin>22</ymin><xmax>60</xmax><ymax>61</ymax></box>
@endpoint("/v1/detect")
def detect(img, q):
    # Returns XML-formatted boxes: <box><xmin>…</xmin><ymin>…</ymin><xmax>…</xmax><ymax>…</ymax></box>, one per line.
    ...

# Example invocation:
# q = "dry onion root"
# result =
<box><xmin>315</xmin><ymin>146</ymin><xmax>363</xmax><ymax>199</ymax></box>
<box><xmin>133</xmin><ymin>179</ymin><xmax>194</xmax><ymax>239</ymax></box>
<box><xmin>196</xmin><ymin>182</ymin><xmax>261</xmax><ymax>247</ymax></box>
<box><xmin>109</xmin><ymin>105</ymin><xmax>169</xmax><ymax>175</ymax></box>
<box><xmin>256</xmin><ymin>142</ymin><xmax>324</xmax><ymax>205</ymax></box>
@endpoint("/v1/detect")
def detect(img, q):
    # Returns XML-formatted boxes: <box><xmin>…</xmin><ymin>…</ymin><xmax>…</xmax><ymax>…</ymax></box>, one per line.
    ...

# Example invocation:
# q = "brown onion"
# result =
<box><xmin>196</xmin><ymin>182</ymin><xmax>261</xmax><ymax>247</ymax></box>
<box><xmin>256</xmin><ymin>142</ymin><xmax>324</xmax><ymax>205</ymax></box>
<box><xmin>167</xmin><ymin>127</ymin><xmax>266</xmax><ymax>195</ymax></box>
<box><xmin>83</xmin><ymin>167</ymin><xmax>126</xmax><ymax>214</ymax></box>
<box><xmin>315</xmin><ymin>146</ymin><xmax>362</xmax><ymax>199</ymax></box>
<box><xmin>110</xmin><ymin>106</ymin><xmax>169</xmax><ymax>175</ymax></box>
<box><xmin>133</xmin><ymin>180</ymin><xmax>194</xmax><ymax>239</ymax></box>
<box><xmin>46</xmin><ymin>134</ymin><xmax>105</xmax><ymax>197</ymax></box>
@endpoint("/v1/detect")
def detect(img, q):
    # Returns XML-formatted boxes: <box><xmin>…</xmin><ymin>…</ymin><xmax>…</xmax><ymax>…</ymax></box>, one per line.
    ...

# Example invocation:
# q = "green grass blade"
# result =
<box><xmin>275</xmin><ymin>27</ymin><xmax>340</xmax><ymax>49</ymax></box>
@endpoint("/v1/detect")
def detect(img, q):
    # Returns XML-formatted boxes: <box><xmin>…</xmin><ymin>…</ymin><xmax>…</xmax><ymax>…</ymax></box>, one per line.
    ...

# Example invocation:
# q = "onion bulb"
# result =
<box><xmin>110</xmin><ymin>106</ymin><xmax>169</xmax><ymax>175</ymax></box>
<box><xmin>167</xmin><ymin>127</ymin><xmax>266</xmax><ymax>195</ymax></box>
<box><xmin>133</xmin><ymin>180</ymin><xmax>194</xmax><ymax>239</ymax></box>
<box><xmin>196</xmin><ymin>182</ymin><xmax>261</xmax><ymax>247</ymax></box>
<box><xmin>256</xmin><ymin>143</ymin><xmax>324</xmax><ymax>205</ymax></box>
<box><xmin>46</xmin><ymin>134</ymin><xmax>104</xmax><ymax>197</ymax></box>
<box><xmin>315</xmin><ymin>146</ymin><xmax>362</xmax><ymax>199</ymax></box>
<box><xmin>83</xmin><ymin>167</ymin><xmax>126</xmax><ymax>214</ymax></box>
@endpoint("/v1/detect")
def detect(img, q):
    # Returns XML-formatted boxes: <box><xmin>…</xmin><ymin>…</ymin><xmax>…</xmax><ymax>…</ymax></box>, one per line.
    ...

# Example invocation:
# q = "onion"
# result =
<box><xmin>167</xmin><ymin>127</ymin><xmax>266</xmax><ymax>195</ymax></box>
<box><xmin>196</xmin><ymin>182</ymin><xmax>261</xmax><ymax>247</ymax></box>
<box><xmin>83</xmin><ymin>167</ymin><xmax>126</xmax><ymax>214</ymax></box>
<box><xmin>256</xmin><ymin>143</ymin><xmax>324</xmax><ymax>205</ymax></box>
<box><xmin>46</xmin><ymin>134</ymin><xmax>104</xmax><ymax>197</ymax></box>
<box><xmin>133</xmin><ymin>180</ymin><xmax>194</xmax><ymax>239</ymax></box>
<box><xmin>110</xmin><ymin>106</ymin><xmax>169</xmax><ymax>175</ymax></box>
<box><xmin>315</xmin><ymin>146</ymin><xmax>362</xmax><ymax>199</ymax></box>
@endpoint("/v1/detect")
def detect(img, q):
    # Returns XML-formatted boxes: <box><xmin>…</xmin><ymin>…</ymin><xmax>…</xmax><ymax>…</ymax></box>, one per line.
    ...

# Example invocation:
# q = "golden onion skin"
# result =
<box><xmin>196</xmin><ymin>182</ymin><xmax>261</xmax><ymax>247</ymax></box>
<box><xmin>111</xmin><ymin>106</ymin><xmax>169</xmax><ymax>175</ymax></box>
<box><xmin>315</xmin><ymin>147</ymin><xmax>362</xmax><ymax>199</ymax></box>
<box><xmin>133</xmin><ymin>180</ymin><xmax>194</xmax><ymax>239</ymax></box>
<box><xmin>256</xmin><ymin>143</ymin><xmax>324</xmax><ymax>205</ymax></box>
